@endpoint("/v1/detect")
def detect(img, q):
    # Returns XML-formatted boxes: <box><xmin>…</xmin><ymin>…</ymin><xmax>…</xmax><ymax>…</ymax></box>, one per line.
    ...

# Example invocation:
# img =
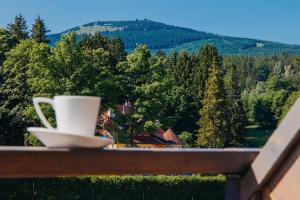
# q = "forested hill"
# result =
<box><xmin>47</xmin><ymin>19</ymin><xmax>300</xmax><ymax>55</ymax></box>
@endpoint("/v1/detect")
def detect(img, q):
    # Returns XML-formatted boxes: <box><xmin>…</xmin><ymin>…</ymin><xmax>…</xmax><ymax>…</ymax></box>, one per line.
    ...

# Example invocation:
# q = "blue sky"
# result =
<box><xmin>0</xmin><ymin>0</ymin><xmax>299</xmax><ymax>44</ymax></box>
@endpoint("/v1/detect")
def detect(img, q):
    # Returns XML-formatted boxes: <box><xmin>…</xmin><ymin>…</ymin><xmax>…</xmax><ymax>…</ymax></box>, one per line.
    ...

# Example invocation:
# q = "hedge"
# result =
<box><xmin>0</xmin><ymin>175</ymin><xmax>225</xmax><ymax>200</ymax></box>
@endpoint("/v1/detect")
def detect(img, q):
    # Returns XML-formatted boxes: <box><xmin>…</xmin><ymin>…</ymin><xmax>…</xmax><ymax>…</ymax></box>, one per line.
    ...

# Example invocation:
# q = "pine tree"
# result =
<box><xmin>31</xmin><ymin>15</ymin><xmax>50</xmax><ymax>43</ymax></box>
<box><xmin>224</xmin><ymin>64</ymin><xmax>247</xmax><ymax>146</ymax></box>
<box><xmin>7</xmin><ymin>14</ymin><xmax>29</xmax><ymax>42</ymax></box>
<box><xmin>196</xmin><ymin>44</ymin><xmax>222</xmax><ymax>100</ymax></box>
<box><xmin>109</xmin><ymin>37</ymin><xmax>127</xmax><ymax>64</ymax></box>
<box><xmin>173</xmin><ymin>51</ymin><xmax>193</xmax><ymax>86</ymax></box>
<box><xmin>0</xmin><ymin>28</ymin><xmax>13</xmax><ymax>66</ymax></box>
<box><xmin>197</xmin><ymin>60</ymin><xmax>227</xmax><ymax>148</ymax></box>
<box><xmin>92</xmin><ymin>32</ymin><xmax>109</xmax><ymax>49</ymax></box>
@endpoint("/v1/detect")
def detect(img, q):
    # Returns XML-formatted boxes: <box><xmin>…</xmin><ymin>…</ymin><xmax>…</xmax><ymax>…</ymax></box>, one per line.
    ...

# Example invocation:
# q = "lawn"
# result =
<box><xmin>245</xmin><ymin>125</ymin><xmax>273</xmax><ymax>148</ymax></box>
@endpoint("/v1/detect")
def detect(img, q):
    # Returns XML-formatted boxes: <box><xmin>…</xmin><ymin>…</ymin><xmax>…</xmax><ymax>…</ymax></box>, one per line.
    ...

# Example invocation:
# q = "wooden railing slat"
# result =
<box><xmin>0</xmin><ymin>147</ymin><xmax>259</xmax><ymax>178</ymax></box>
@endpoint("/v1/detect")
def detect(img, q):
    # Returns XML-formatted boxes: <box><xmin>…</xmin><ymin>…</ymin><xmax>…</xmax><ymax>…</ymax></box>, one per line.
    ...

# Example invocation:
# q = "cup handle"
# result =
<box><xmin>33</xmin><ymin>97</ymin><xmax>55</xmax><ymax>129</ymax></box>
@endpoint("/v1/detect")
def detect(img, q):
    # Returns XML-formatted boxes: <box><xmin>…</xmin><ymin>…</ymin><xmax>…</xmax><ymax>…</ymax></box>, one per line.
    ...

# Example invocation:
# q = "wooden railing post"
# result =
<box><xmin>240</xmin><ymin>98</ymin><xmax>300</xmax><ymax>200</ymax></box>
<box><xmin>225</xmin><ymin>175</ymin><xmax>240</xmax><ymax>200</ymax></box>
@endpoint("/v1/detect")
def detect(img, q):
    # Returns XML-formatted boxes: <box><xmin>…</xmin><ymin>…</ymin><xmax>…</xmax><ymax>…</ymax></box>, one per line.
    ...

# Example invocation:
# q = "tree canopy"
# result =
<box><xmin>7</xmin><ymin>14</ymin><xmax>29</xmax><ymax>43</ymax></box>
<box><xmin>31</xmin><ymin>15</ymin><xmax>50</xmax><ymax>43</ymax></box>
<box><xmin>1</xmin><ymin>15</ymin><xmax>300</xmax><ymax>147</ymax></box>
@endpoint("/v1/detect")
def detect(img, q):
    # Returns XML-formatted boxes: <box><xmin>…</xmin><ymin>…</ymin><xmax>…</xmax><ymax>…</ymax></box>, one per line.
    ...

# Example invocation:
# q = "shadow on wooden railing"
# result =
<box><xmin>1</xmin><ymin>98</ymin><xmax>300</xmax><ymax>200</ymax></box>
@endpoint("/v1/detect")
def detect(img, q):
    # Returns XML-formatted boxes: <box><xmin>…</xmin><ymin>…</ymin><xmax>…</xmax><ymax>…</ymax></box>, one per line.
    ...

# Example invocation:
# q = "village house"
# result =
<box><xmin>98</xmin><ymin>103</ymin><xmax>183</xmax><ymax>148</ymax></box>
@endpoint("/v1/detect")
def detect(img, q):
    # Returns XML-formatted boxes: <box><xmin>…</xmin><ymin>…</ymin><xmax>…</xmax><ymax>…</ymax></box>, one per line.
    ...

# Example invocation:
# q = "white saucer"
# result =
<box><xmin>27</xmin><ymin>127</ymin><xmax>113</xmax><ymax>148</ymax></box>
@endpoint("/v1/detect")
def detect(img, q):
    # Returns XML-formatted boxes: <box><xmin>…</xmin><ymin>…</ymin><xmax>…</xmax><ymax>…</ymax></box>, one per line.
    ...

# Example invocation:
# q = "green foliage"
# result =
<box><xmin>270</xmin><ymin>89</ymin><xmax>289</xmax><ymax>120</ymax></box>
<box><xmin>165</xmin><ymin>38</ymin><xmax>300</xmax><ymax>55</ymax></box>
<box><xmin>0</xmin><ymin>40</ymin><xmax>37</xmax><ymax>145</ymax></box>
<box><xmin>114</xmin><ymin>45</ymin><xmax>153</xmax><ymax>145</ymax></box>
<box><xmin>1</xmin><ymin>14</ymin><xmax>300</xmax><ymax>148</ymax></box>
<box><xmin>0</xmin><ymin>179</ymin><xmax>33</xmax><ymax>199</ymax></box>
<box><xmin>110</xmin><ymin>37</ymin><xmax>127</xmax><ymax>63</ymax></box>
<box><xmin>0</xmin><ymin>175</ymin><xmax>225</xmax><ymax>200</ymax></box>
<box><xmin>48</xmin><ymin>32</ymin><xmax>124</xmax><ymax>108</ymax></box>
<box><xmin>48</xmin><ymin>19</ymin><xmax>300</xmax><ymax>55</ymax></box>
<box><xmin>195</xmin><ymin>45</ymin><xmax>245</xmax><ymax>147</ymax></box>
<box><xmin>0</xmin><ymin>39</ymin><xmax>56</xmax><ymax>145</ymax></box>
<box><xmin>249</xmin><ymin>96</ymin><xmax>277</xmax><ymax>129</ymax></box>
<box><xmin>160</xmin><ymin>84</ymin><xmax>198</xmax><ymax>133</ymax></box>
<box><xmin>245</xmin><ymin>88</ymin><xmax>288</xmax><ymax>130</ymax></box>
<box><xmin>197</xmin><ymin>44</ymin><xmax>222</xmax><ymax>100</ymax></box>
<box><xmin>0</xmin><ymin>31</ymin><xmax>127</xmax><ymax>145</ymax></box>
<box><xmin>124</xmin><ymin>45</ymin><xmax>152</xmax><ymax>88</ymax></box>
<box><xmin>224</xmin><ymin>64</ymin><xmax>247</xmax><ymax>146</ymax></box>
<box><xmin>31</xmin><ymin>15</ymin><xmax>50</xmax><ymax>43</ymax></box>
<box><xmin>0</xmin><ymin>28</ymin><xmax>13</xmax><ymax>66</ymax></box>
<box><xmin>79</xmin><ymin>33</ymin><xmax>127</xmax><ymax>65</ymax></box>
<box><xmin>197</xmin><ymin>62</ymin><xmax>228</xmax><ymax>148</ymax></box>
<box><xmin>244</xmin><ymin>125</ymin><xmax>273</xmax><ymax>148</ymax></box>
<box><xmin>48</xmin><ymin>19</ymin><xmax>214</xmax><ymax>50</ymax></box>
<box><xmin>24</xmin><ymin>132</ymin><xmax>43</xmax><ymax>146</ymax></box>
<box><xmin>143</xmin><ymin>120</ymin><xmax>160</xmax><ymax>133</ymax></box>
<box><xmin>178</xmin><ymin>131</ymin><xmax>194</xmax><ymax>147</ymax></box>
<box><xmin>281</xmin><ymin>91</ymin><xmax>300</xmax><ymax>120</ymax></box>
<box><xmin>115</xmin><ymin>45</ymin><xmax>170</xmax><ymax>144</ymax></box>
<box><xmin>7</xmin><ymin>14</ymin><xmax>29</xmax><ymax>43</ymax></box>
<box><xmin>164</xmin><ymin>51</ymin><xmax>199</xmax><ymax>134</ymax></box>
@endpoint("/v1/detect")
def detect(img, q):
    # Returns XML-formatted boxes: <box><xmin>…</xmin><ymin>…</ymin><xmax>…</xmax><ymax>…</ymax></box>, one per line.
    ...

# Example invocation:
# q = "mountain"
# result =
<box><xmin>47</xmin><ymin>19</ymin><xmax>300</xmax><ymax>55</ymax></box>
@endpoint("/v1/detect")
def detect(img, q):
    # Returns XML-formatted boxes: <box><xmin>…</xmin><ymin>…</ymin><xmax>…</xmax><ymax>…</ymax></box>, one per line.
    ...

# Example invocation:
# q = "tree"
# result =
<box><xmin>178</xmin><ymin>131</ymin><xmax>194</xmax><ymax>147</ymax></box>
<box><xmin>197</xmin><ymin>60</ymin><xmax>228</xmax><ymax>147</ymax></box>
<box><xmin>249</xmin><ymin>95</ymin><xmax>276</xmax><ymax>129</ymax></box>
<box><xmin>0</xmin><ymin>40</ymin><xmax>36</xmax><ymax>145</ymax></box>
<box><xmin>196</xmin><ymin>44</ymin><xmax>222</xmax><ymax>100</ymax></box>
<box><xmin>164</xmin><ymin>51</ymin><xmax>200</xmax><ymax>134</ymax></box>
<box><xmin>49</xmin><ymin>32</ymin><xmax>122</xmax><ymax>109</ymax></box>
<box><xmin>91</xmin><ymin>32</ymin><xmax>110</xmax><ymax>50</ymax></box>
<box><xmin>31</xmin><ymin>15</ymin><xmax>50</xmax><ymax>43</ymax></box>
<box><xmin>109</xmin><ymin>37</ymin><xmax>127</xmax><ymax>64</ymax></box>
<box><xmin>134</xmin><ymin>53</ymin><xmax>167</xmax><ymax>121</ymax></box>
<box><xmin>0</xmin><ymin>28</ymin><xmax>13</xmax><ymax>66</ymax></box>
<box><xmin>120</xmin><ymin>44</ymin><xmax>152</xmax><ymax>98</ymax></box>
<box><xmin>224</xmin><ymin>64</ymin><xmax>247</xmax><ymax>146</ymax></box>
<box><xmin>115</xmin><ymin>45</ymin><xmax>163</xmax><ymax>145</ymax></box>
<box><xmin>270</xmin><ymin>89</ymin><xmax>289</xmax><ymax>121</ymax></box>
<box><xmin>170</xmin><ymin>50</ymin><xmax>193</xmax><ymax>86</ymax></box>
<box><xmin>1</xmin><ymin>40</ymin><xmax>53</xmax><ymax>146</ymax></box>
<box><xmin>0</xmin><ymin>32</ymin><xmax>130</xmax><ymax>146</ymax></box>
<box><xmin>280</xmin><ymin>91</ymin><xmax>300</xmax><ymax>120</ymax></box>
<box><xmin>7</xmin><ymin>14</ymin><xmax>29</xmax><ymax>42</ymax></box>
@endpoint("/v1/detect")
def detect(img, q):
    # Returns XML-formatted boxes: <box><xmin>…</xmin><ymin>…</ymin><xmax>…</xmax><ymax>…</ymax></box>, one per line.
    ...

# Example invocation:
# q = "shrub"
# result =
<box><xmin>0</xmin><ymin>175</ymin><xmax>225</xmax><ymax>200</ymax></box>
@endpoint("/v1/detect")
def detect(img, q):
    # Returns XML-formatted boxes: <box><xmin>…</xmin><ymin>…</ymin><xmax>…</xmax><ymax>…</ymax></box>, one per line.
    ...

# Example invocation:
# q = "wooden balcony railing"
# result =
<box><xmin>0</xmin><ymin>147</ymin><xmax>259</xmax><ymax>200</ymax></box>
<box><xmin>0</xmin><ymin>147</ymin><xmax>259</xmax><ymax>177</ymax></box>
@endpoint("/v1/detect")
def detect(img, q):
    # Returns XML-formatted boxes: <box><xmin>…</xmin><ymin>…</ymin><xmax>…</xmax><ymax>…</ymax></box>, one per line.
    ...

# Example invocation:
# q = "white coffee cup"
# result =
<box><xmin>33</xmin><ymin>96</ymin><xmax>101</xmax><ymax>136</ymax></box>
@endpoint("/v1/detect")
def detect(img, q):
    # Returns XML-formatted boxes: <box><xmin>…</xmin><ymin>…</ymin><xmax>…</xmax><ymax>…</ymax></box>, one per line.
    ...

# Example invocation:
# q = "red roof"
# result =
<box><xmin>163</xmin><ymin>128</ymin><xmax>182</xmax><ymax>144</ymax></box>
<box><xmin>135</xmin><ymin>128</ymin><xmax>182</xmax><ymax>145</ymax></box>
<box><xmin>134</xmin><ymin>135</ymin><xmax>165</xmax><ymax>144</ymax></box>
<box><xmin>152</xmin><ymin>128</ymin><xmax>165</xmax><ymax>141</ymax></box>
